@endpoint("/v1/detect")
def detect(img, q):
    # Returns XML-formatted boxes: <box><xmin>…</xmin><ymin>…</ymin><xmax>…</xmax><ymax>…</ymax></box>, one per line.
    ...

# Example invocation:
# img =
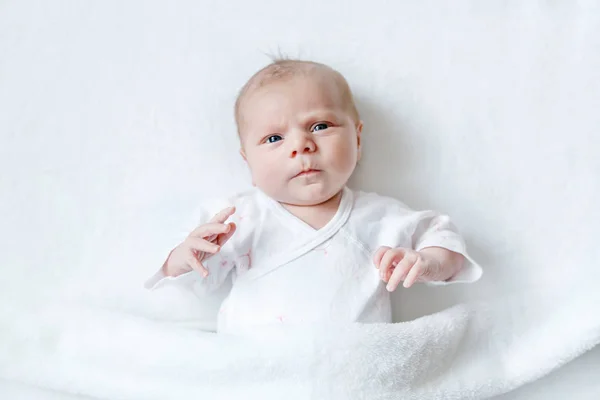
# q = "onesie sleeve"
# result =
<box><xmin>354</xmin><ymin>191</ymin><xmax>482</xmax><ymax>286</ymax></box>
<box><xmin>143</xmin><ymin>197</ymin><xmax>239</xmax><ymax>297</ymax></box>
<box><xmin>409</xmin><ymin>210</ymin><xmax>482</xmax><ymax>285</ymax></box>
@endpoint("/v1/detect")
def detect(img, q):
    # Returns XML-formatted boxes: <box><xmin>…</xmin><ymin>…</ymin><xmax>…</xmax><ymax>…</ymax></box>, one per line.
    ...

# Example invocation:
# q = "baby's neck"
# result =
<box><xmin>281</xmin><ymin>191</ymin><xmax>342</xmax><ymax>230</ymax></box>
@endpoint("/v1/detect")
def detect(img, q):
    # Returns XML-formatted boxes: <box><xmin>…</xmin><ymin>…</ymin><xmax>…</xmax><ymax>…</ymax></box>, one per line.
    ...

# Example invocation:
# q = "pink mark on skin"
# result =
<box><xmin>276</xmin><ymin>315</ymin><xmax>285</xmax><ymax>323</ymax></box>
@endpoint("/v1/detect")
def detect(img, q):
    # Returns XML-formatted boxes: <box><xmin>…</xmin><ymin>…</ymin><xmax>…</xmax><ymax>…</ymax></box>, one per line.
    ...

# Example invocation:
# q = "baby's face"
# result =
<box><xmin>239</xmin><ymin>75</ymin><xmax>362</xmax><ymax>206</ymax></box>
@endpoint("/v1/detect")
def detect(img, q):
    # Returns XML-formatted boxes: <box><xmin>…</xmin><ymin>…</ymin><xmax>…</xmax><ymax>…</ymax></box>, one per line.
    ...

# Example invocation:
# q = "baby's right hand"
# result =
<box><xmin>162</xmin><ymin>206</ymin><xmax>237</xmax><ymax>278</ymax></box>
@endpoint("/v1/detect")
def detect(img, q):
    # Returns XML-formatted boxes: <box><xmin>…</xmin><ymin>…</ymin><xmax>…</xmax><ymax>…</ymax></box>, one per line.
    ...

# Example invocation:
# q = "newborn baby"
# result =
<box><xmin>146</xmin><ymin>59</ymin><xmax>482</xmax><ymax>335</ymax></box>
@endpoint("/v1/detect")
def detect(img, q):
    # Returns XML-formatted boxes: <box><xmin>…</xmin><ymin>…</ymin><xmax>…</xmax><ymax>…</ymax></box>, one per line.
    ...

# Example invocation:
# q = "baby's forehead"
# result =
<box><xmin>239</xmin><ymin>71</ymin><xmax>344</xmax><ymax>111</ymax></box>
<box><xmin>254</xmin><ymin>76</ymin><xmax>340</xmax><ymax>104</ymax></box>
<box><xmin>238</xmin><ymin>77</ymin><xmax>344</xmax><ymax>129</ymax></box>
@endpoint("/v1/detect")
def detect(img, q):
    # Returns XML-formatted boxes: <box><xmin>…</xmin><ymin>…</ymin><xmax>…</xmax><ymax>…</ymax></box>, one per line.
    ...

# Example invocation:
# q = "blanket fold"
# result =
<box><xmin>1</xmin><ymin>282</ymin><xmax>598</xmax><ymax>400</ymax></box>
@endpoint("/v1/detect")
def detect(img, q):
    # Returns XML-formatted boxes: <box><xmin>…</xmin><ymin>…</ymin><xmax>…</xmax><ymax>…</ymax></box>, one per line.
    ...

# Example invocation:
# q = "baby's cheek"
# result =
<box><xmin>332</xmin><ymin>141</ymin><xmax>358</xmax><ymax>172</ymax></box>
<box><xmin>252</xmin><ymin>164</ymin><xmax>288</xmax><ymax>199</ymax></box>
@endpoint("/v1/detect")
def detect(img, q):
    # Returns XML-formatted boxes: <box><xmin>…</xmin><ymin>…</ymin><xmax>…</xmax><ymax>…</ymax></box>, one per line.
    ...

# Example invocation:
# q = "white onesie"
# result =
<box><xmin>146</xmin><ymin>187</ymin><xmax>482</xmax><ymax>335</ymax></box>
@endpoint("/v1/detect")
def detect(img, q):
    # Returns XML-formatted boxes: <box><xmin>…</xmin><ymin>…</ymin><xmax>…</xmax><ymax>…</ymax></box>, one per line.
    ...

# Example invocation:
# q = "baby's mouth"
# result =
<box><xmin>294</xmin><ymin>169</ymin><xmax>321</xmax><ymax>178</ymax></box>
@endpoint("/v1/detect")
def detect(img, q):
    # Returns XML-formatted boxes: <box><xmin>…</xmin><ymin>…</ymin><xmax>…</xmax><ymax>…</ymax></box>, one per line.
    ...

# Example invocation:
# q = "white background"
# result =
<box><xmin>1</xmin><ymin>0</ymin><xmax>599</xmax><ymax>398</ymax></box>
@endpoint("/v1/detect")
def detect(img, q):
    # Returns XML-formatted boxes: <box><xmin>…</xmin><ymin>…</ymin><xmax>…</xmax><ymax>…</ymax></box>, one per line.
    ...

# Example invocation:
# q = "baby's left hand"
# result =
<box><xmin>373</xmin><ymin>246</ymin><xmax>442</xmax><ymax>291</ymax></box>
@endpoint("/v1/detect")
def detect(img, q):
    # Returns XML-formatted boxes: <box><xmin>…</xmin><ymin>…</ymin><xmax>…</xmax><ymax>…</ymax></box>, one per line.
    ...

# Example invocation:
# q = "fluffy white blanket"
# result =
<box><xmin>1</xmin><ymin>281</ymin><xmax>598</xmax><ymax>400</ymax></box>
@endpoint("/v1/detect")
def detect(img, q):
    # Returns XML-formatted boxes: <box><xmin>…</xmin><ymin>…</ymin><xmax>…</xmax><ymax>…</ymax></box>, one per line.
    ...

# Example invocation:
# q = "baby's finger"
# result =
<box><xmin>216</xmin><ymin>222</ymin><xmax>236</xmax><ymax>247</ymax></box>
<box><xmin>403</xmin><ymin>257</ymin><xmax>426</xmax><ymax>288</ymax></box>
<box><xmin>373</xmin><ymin>246</ymin><xmax>391</xmax><ymax>268</ymax></box>
<box><xmin>379</xmin><ymin>248</ymin><xmax>402</xmax><ymax>282</ymax></box>
<box><xmin>387</xmin><ymin>253</ymin><xmax>417</xmax><ymax>291</ymax></box>
<box><xmin>189</xmin><ymin>222</ymin><xmax>231</xmax><ymax>239</ymax></box>
<box><xmin>396</xmin><ymin>253</ymin><xmax>417</xmax><ymax>278</ymax></box>
<box><xmin>386</xmin><ymin>266</ymin><xmax>406</xmax><ymax>292</ymax></box>
<box><xmin>186</xmin><ymin>237</ymin><xmax>220</xmax><ymax>254</ymax></box>
<box><xmin>187</xmin><ymin>253</ymin><xmax>209</xmax><ymax>277</ymax></box>
<box><xmin>209</xmin><ymin>206</ymin><xmax>236</xmax><ymax>224</ymax></box>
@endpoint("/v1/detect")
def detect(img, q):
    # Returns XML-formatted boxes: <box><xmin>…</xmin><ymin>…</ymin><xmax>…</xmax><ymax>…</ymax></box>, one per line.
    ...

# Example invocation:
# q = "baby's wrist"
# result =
<box><xmin>418</xmin><ymin>247</ymin><xmax>463</xmax><ymax>281</ymax></box>
<box><xmin>161</xmin><ymin>261</ymin><xmax>172</xmax><ymax>277</ymax></box>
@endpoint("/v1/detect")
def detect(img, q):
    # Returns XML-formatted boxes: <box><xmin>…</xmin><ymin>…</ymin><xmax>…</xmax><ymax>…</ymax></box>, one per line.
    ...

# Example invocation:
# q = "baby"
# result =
<box><xmin>145</xmin><ymin>59</ymin><xmax>482</xmax><ymax>335</ymax></box>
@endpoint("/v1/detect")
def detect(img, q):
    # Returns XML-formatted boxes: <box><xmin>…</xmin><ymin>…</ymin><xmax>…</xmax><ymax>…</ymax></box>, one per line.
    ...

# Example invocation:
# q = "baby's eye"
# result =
<box><xmin>311</xmin><ymin>123</ymin><xmax>329</xmax><ymax>132</ymax></box>
<box><xmin>265</xmin><ymin>135</ymin><xmax>283</xmax><ymax>143</ymax></box>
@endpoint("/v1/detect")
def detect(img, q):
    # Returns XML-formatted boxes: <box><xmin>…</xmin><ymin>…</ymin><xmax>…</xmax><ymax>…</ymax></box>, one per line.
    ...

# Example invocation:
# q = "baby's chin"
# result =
<box><xmin>271</xmin><ymin>184</ymin><xmax>341</xmax><ymax>207</ymax></box>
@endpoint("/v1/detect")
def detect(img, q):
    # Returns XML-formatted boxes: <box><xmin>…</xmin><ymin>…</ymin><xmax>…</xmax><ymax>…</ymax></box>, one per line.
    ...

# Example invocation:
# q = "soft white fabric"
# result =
<box><xmin>146</xmin><ymin>187</ymin><xmax>482</xmax><ymax>335</ymax></box>
<box><xmin>2</xmin><ymin>1</ymin><xmax>599</xmax><ymax>397</ymax></box>
<box><xmin>0</xmin><ymin>280</ymin><xmax>598</xmax><ymax>400</ymax></box>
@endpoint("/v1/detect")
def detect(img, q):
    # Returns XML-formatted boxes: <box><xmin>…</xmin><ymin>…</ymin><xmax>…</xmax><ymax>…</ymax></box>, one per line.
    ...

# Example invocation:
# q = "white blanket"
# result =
<box><xmin>1</xmin><ymin>281</ymin><xmax>598</xmax><ymax>400</ymax></box>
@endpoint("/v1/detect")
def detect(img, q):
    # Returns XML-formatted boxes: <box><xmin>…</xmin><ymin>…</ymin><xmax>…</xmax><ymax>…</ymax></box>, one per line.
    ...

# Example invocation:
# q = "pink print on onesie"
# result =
<box><xmin>236</xmin><ymin>248</ymin><xmax>252</xmax><ymax>274</ymax></box>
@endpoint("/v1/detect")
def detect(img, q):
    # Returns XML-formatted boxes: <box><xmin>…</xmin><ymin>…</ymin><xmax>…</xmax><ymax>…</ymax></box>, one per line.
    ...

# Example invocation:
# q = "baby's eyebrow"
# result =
<box><xmin>301</xmin><ymin>109</ymin><xmax>340</xmax><ymax>122</ymax></box>
<box><xmin>263</xmin><ymin>123</ymin><xmax>286</xmax><ymax>133</ymax></box>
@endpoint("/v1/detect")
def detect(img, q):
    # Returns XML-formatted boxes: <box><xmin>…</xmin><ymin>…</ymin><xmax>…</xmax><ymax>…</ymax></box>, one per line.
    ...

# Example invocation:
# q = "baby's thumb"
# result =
<box><xmin>216</xmin><ymin>222</ymin><xmax>236</xmax><ymax>246</ymax></box>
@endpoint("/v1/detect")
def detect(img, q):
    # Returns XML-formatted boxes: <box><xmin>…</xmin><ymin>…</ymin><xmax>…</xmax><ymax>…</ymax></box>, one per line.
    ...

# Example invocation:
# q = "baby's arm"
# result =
<box><xmin>144</xmin><ymin>206</ymin><xmax>237</xmax><ymax>295</ymax></box>
<box><xmin>163</xmin><ymin>207</ymin><xmax>236</xmax><ymax>278</ymax></box>
<box><xmin>371</xmin><ymin>205</ymin><xmax>481</xmax><ymax>291</ymax></box>
<box><xmin>374</xmin><ymin>246</ymin><xmax>465</xmax><ymax>291</ymax></box>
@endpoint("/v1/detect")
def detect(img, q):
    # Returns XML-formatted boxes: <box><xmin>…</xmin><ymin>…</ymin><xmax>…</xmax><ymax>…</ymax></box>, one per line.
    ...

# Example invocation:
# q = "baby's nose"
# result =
<box><xmin>290</xmin><ymin>136</ymin><xmax>316</xmax><ymax>157</ymax></box>
<box><xmin>291</xmin><ymin>145</ymin><xmax>314</xmax><ymax>157</ymax></box>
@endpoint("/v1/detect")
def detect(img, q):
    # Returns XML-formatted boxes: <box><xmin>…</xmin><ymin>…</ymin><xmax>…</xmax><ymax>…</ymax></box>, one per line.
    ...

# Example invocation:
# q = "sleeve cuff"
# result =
<box><xmin>424</xmin><ymin>251</ymin><xmax>483</xmax><ymax>286</ymax></box>
<box><xmin>416</xmin><ymin>239</ymin><xmax>483</xmax><ymax>286</ymax></box>
<box><xmin>144</xmin><ymin>269</ymin><xmax>198</xmax><ymax>290</ymax></box>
